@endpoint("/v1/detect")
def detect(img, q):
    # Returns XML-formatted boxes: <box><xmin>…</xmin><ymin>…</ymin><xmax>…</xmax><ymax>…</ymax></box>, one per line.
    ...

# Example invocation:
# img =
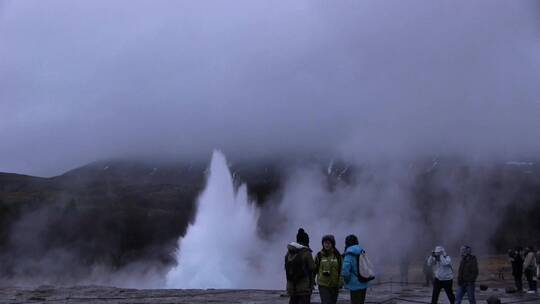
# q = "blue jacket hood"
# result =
<box><xmin>345</xmin><ymin>244</ymin><xmax>364</xmax><ymax>256</ymax></box>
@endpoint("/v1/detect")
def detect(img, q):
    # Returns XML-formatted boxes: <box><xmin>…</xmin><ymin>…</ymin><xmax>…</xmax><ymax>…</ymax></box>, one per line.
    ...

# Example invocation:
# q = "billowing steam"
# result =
<box><xmin>165</xmin><ymin>153</ymin><xmax>539</xmax><ymax>289</ymax></box>
<box><xmin>2</xmin><ymin>0</ymin><xmax>540</xmax><ymax>176</ymax></box>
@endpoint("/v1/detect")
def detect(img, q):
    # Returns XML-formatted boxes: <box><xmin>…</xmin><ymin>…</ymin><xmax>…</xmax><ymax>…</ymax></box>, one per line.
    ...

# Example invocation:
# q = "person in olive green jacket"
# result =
<box><xmin>285</xmin><ymin>228</ymin><xmax>316</xmax><ymax>304</ymax></box>
<box><xmin>314</xmin><ymin>235</ymin><xmax>343</xmax><ymax>304</ymax></box>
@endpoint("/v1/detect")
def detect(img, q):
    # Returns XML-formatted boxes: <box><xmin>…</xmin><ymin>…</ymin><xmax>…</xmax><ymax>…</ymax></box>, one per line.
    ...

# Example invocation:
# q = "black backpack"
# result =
<box><xmin>285</xmin><ymin>252</ymin><xmax>306</xmax><ymax>283</ymax></box>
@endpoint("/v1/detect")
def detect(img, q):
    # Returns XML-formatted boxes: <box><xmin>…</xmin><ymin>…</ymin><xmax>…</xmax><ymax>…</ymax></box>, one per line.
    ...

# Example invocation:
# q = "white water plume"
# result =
<box><xmin>166</xmin><ymin>150</ymin><xmax>262</xmax><ymax>288</ymax></box>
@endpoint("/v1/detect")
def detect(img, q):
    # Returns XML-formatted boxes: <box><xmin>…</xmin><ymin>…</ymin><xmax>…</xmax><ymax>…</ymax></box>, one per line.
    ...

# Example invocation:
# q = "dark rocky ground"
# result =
<box><xmin>0</xmin><ymin>282</ymin><xmax>538</xmax><ymax>304</ymax></box>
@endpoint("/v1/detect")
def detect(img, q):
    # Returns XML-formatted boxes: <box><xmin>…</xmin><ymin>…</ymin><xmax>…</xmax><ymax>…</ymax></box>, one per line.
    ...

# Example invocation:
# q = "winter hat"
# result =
<box><xmin>296</xmin><ymin>228</ymin><xmax>310</xmax><ymax>247</ymax></box>
<box><xmin>345</xmin><ymin>234</ymin><xmax>359</xmax><ymax>250</ymax></box>
<box><xmin>434</xmin><ymin>246</ymin><xmax>445</xmax><ymax>255</ymax></box>
<box><xmin>321</xmin><ymin>235</ymin><xmax>336</xmax><ymax>248</ymax></box>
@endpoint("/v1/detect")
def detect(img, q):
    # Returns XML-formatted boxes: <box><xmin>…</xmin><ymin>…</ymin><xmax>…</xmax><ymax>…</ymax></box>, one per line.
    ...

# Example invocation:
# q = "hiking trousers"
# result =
<box><xmin>289</xmin><ymin>294</ymin><xmax>311</xmax><ymax>304</ymax></box>
<box><xmin>513</xmin><ymin>274</ymin><xmax>523</xmax><ymax>291</ymax></box>
<box><xmin>524</xmin><ymin>269</ymin><xmax>537</xmax><ymax>292</ymax></box>
<box><xmin>431</xmin><ymin>279</ymin><xmax>455</xmax><ymax>304</ymax></box>
<box><xmin>455</xmin><ymin>282</ymin><xmax>476</xmax><ymax>304</ymax></box>
<box><xmin>318</xmin><ymin>285</ymin><xmax>339</xmax><ymax>304</ymax></box>
<box><xmin>350</xmin><ymin>288</ymin><xmax>366</xmax><ymax>304</ymax></box>
<box><xmin>425</xmin><ymin>273</ymin><xmax>434</xmax><ymax>287</ymax></box>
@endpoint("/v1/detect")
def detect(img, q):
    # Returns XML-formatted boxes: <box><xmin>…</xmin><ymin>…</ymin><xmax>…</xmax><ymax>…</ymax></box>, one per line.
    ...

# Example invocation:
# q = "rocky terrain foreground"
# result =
<box><xmin>1</xmin><ymin>282</ymin><xmax>538</xmax><ymax>304</ymax></box>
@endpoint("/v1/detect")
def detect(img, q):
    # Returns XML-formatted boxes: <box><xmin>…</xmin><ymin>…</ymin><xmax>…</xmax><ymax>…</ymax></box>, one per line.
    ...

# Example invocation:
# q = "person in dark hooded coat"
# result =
<box><xmin>456</xmin><ymin>245</ymin><xmax>478</xmax><ymax>304</ymax></box>
<box><xmin>285</xmin><ymin>228</ymin><xmax>316</xmax><ymax>304</ymax></box>
<box><xmin>508</xmin><ymin>247</ymin><xmax>523</xmax><ymax>292</ymax></box>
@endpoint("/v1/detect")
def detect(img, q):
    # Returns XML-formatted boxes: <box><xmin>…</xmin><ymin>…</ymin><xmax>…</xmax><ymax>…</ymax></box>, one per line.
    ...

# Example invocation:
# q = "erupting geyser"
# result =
<box><xmin>166</xmin><ymin>150</ymin><xmax>261</xmax><ymax>288</ymax></box>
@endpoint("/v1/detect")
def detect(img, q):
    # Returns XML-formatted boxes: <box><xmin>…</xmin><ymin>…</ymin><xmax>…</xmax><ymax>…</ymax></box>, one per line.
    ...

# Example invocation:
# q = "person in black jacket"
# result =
<box><xmin>508</xmin><ymin>247</ymin><xmax>524</xmax><ymax>292</ymax></box>
<box><xmin>285</xmin><ymin>228</ymin><xmax>316</xmax><ymax>304</ymax></box>
<box><xmin>455</xmin><ymin>245</ymin><xmax>478</xmax><ymax>304</ymax></box>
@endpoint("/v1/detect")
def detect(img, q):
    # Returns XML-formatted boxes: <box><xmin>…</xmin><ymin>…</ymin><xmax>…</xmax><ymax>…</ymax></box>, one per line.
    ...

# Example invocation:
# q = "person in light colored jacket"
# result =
<box><xmin>427</xmin><ymin>246</ymin><xmax>455</xmax><ymax>304</ymax></box>
<box><xmin>523</xmin><ymin>246</ymin><xmax>537</xmax><ymax>293</ymax></box>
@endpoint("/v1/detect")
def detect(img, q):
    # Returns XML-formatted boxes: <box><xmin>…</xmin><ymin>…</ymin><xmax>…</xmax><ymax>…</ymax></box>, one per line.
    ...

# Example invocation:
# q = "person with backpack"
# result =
<box><xmin>455</xmin><ymin>245</ymin><xmax>478</xmax><ymax>304</ymax></box>
<box><xmin>427</xmin><ymin>246</ymin><xmax>455</xmax><ymax>304</ymax></box>
<box><xmin>523</xmin><ymin>246</ymin><xmax>538</xmax><ymax>294</ymax></box>
<box><xmin>508</xmin><ymin>247</ymin><xmax>524</xmax><ymax>292</ymax></box>
<box><xmin>285</xmin><ymin>228</ymin><xmax>316</xmax><ymax>304</ymax></box>
<box><xmin>314</xmin><ymin>235</ymin><xmax>343</xmax><ymax>304</ymax></box>
<box><xmin>341</xmin><ymin>234</ymin><xmax>374</xmax><ymax>304</ymax></box>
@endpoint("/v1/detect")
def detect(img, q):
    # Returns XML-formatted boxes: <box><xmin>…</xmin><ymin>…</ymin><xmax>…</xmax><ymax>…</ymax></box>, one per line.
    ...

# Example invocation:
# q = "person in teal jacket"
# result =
<box><xmin>341</xmin><ymin>234</ymin><xmax>368</xmax><ymax>304</ymax></box>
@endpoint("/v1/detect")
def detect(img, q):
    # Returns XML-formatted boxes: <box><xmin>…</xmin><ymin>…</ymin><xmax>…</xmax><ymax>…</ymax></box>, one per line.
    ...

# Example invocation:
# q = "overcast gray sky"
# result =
<box><xmin>1</xmin><ymin>0</ymin><xmax>540</xmax><ymax>176</ymax></box>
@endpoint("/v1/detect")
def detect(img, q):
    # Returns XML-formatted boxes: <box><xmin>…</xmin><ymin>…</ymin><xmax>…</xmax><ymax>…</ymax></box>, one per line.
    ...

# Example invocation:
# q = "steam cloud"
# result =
<box><xmin>163</xmin><ymin>151</ymin><xmax>538</xmax><ymax>289</ymax></box>
<box><xmin>1</xmin><ymin>0</ymin><xmax>539</xmax><ymax>176</ymax></box>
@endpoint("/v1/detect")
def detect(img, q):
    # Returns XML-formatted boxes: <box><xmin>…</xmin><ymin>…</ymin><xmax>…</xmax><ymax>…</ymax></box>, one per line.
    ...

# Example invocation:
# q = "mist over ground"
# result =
<box><xmin>0</xmin><ymin>0</ymin><xmax>540</xmax><ymax>289</ymax></box>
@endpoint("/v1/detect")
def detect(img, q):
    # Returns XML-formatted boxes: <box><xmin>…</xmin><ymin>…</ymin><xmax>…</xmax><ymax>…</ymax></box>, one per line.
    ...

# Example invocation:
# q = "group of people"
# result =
<box><xmin>423</xmin><ymin>245</ymin><xmax>479</xmax><ymax>304</ymax></box>
<box><xmin>419</xmin><ymin>244</ymin><xmax>539</xmax><ymax>303</ymax></box>
<box><xmin>284</xmin><ymin>230</ymin><xmax>482</xmax><ymax>304</ymax></box>
<box><xmin>284</xmin><ymin>230</ymin><xmax>538</xmax><ymax>304</ymax></box>
<box><xmin>284</xmin><ymin>228</ymin><xmax>371</xmax><ymax>304</ymax></box>
<box><xmin>508</xmin><ymin>246</ymin><xmax>539</xmax><ymax>293</ymax></box>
